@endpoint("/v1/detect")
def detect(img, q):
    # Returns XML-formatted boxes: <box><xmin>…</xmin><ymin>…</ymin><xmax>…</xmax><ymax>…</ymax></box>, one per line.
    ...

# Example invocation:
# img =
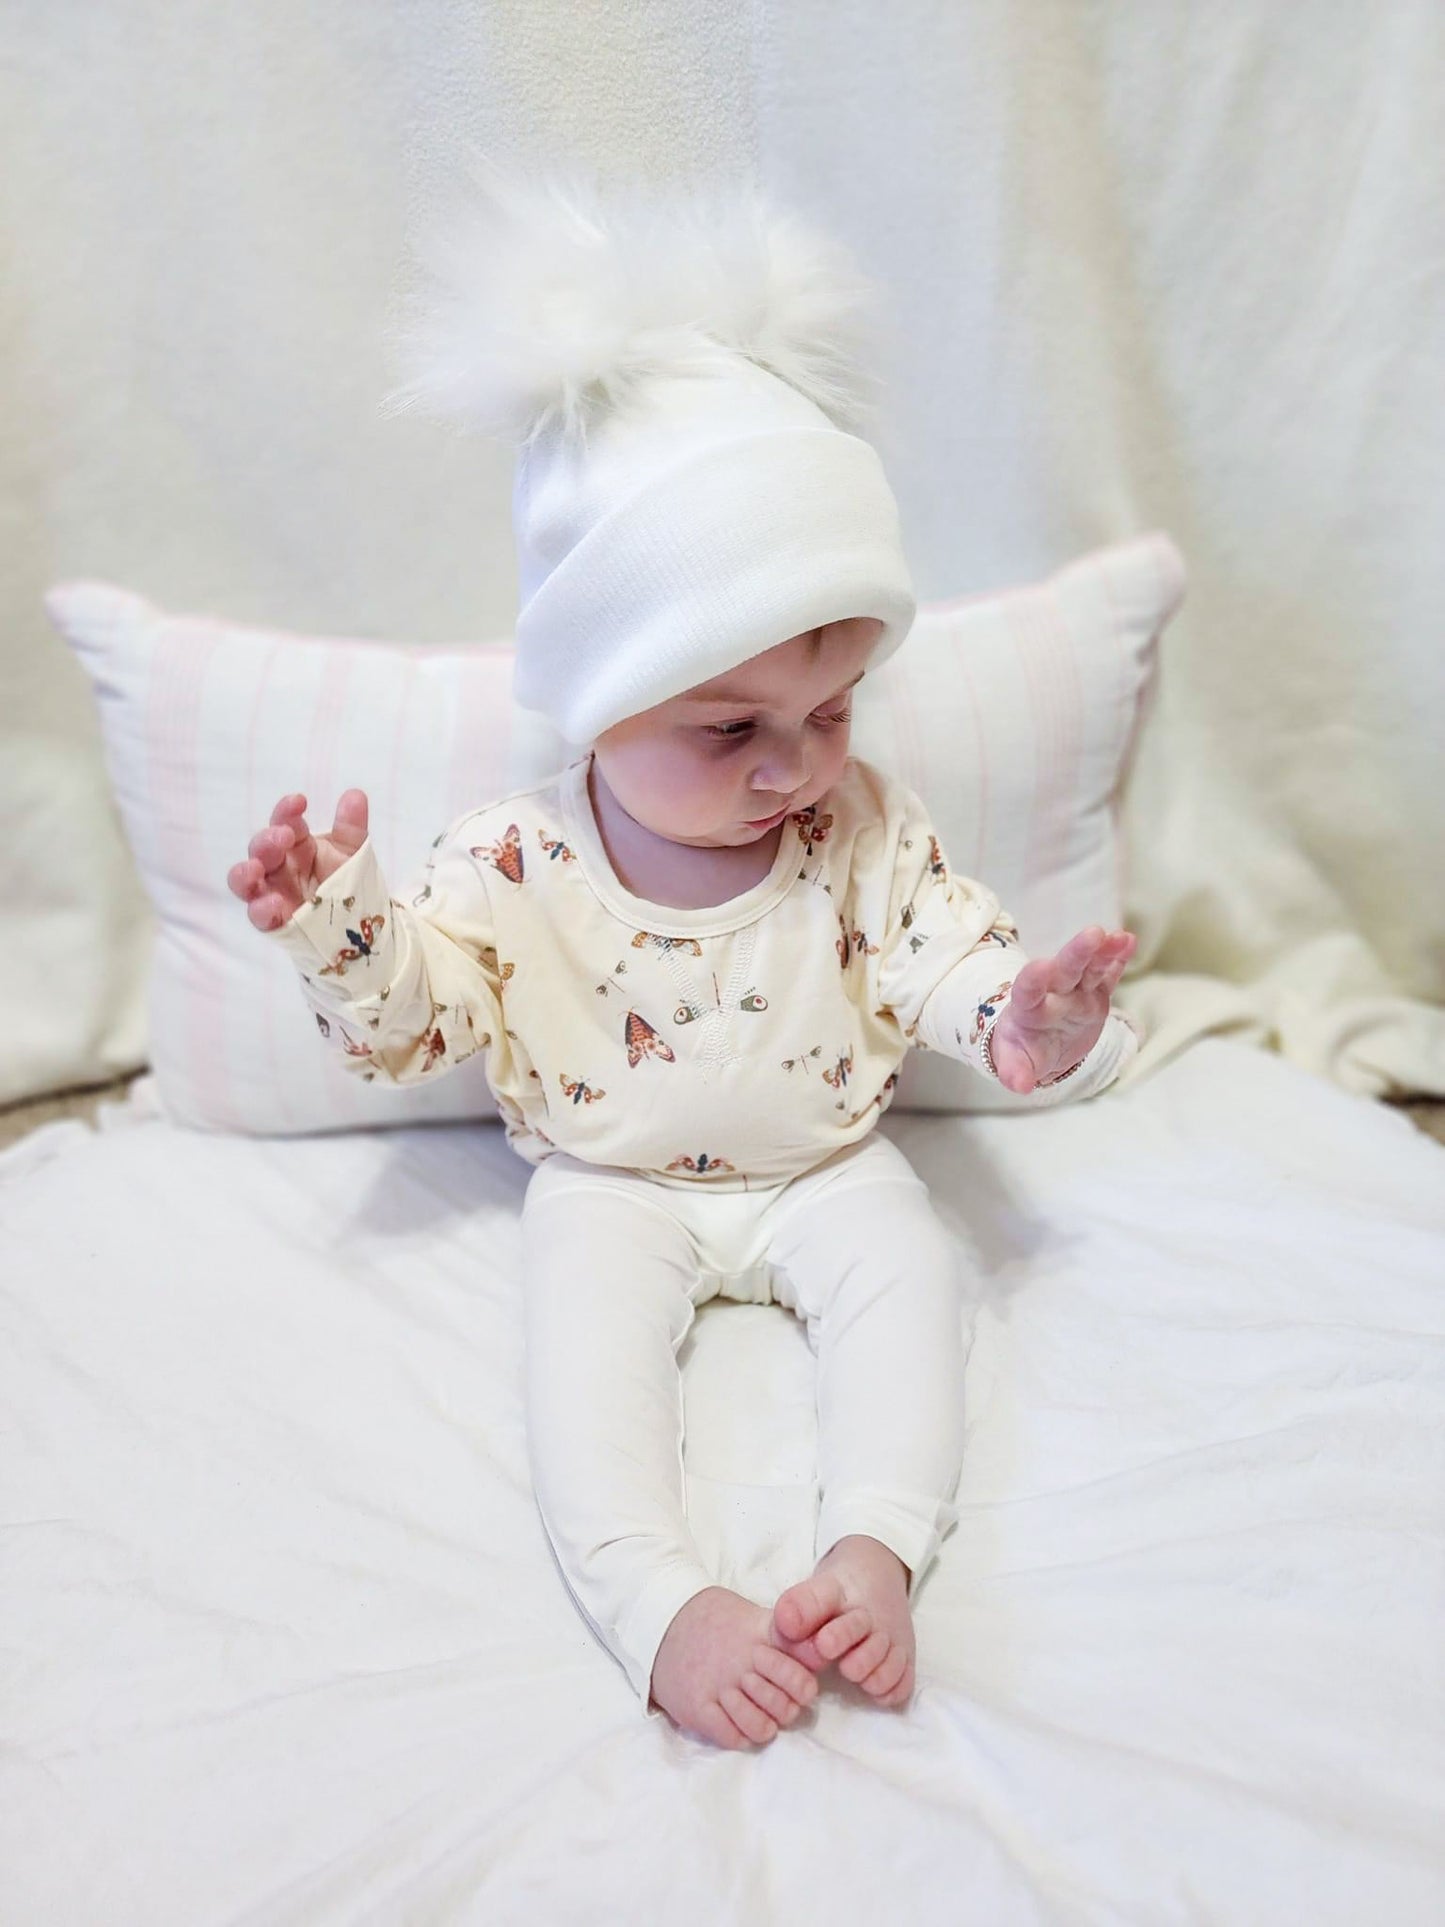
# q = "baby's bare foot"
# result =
<box><xmin>771</xmin><ymin>1534</ymin><xmax>916</xmax><ymax>1707</ymax></box>
<box><xmin>649</xmin><ymin>1586</ymin><xmax>821</xmax><ymax>1749</ymax></box>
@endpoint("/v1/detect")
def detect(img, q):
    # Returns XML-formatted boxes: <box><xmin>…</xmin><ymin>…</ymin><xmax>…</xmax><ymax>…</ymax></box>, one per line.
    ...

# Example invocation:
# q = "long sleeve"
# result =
<box><xmin>264</xmin><ymin>816</ymin><xmax>512</xmax><ymax>1092</ymax></box>
<box><xmin>874</xmin><ymin>784</ymin><xmax>1140</xmax><ymax>1106</ymax></box>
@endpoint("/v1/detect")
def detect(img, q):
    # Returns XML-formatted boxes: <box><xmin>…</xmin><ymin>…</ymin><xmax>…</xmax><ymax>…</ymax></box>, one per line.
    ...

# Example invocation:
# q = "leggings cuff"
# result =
<box><xmin>817</xmin><ymin>1491</ymin><xmax>959</xmax><ymax>1600</ymax></box>
<box><xmin>619</xmin><ymin>1563</ymin><xmax>719</xmax><ymax>1712</ymax></box>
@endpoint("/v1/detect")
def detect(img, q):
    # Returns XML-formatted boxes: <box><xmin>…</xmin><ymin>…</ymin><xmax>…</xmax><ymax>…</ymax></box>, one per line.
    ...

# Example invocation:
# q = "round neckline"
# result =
<box><xmin>559</xmin><ymin>755</ymin><xmax>805</xmax><ymax>937</ymax></box>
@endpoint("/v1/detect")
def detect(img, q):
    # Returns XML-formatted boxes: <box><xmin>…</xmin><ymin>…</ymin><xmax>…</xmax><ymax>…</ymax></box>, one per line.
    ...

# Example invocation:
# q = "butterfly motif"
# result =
<box><xmin>341</xmin><ymin>1031</ymin><xmax>374</xmax><ymax>1060</ymax></box>
<box><xmin>539</xmin><ymin>828</ymin><xmax>576</xmax><ymax>863</ymax></box>
<box><xmin>984</xmin><ymin>924</ymin><xmax>1020</xmax><ymax>949</ymax></box>
<box><xmin>559</xmin><ymin>1073</ymin><xmax>606</xmax><ymax>1105</ymax></box>
<box><xmin>970</xmin><ymin>983</ymin><xmax>1015</xmax><ymax>1044</ymax></box>
<box><xmin>782</xmin><ymin>1044</ymin><xmax>823</xmax><ymax>1074</ymax></box>
<box><xmin>422</xmin><ymin>1027</ymin><xmax>447</xmax><ymax>1071</ymax></box>
<box><xmin>675</xmin><ymin>985</ymin><xmax>769</xmax><ymax>1024</ymax></box>
<box><xmin>595</xmin><ymin>959</ymin><xmax>629</xmax><ymax>997</ymax></box>
<box><xmin>836</xmin><ymin>915</ymin><xmax>850</xmax><ymax>970</ymax></box>
<box><xmin>314</xmin><ymin>1013</ymin><xmax>330</xmax><ymax>1038</ymax></box>
<box><xmin>927</xmin><ymin>836</ymin><xmax>946</xmax><ymax>879</ymax></box>
<box><xmin>632</xmin><ymin>931</ymin><xmax>703</xmax><ymax>957</ymax></box>
<box><xmin>847</xmin><ymin>1069</ymin><xmax>899</xmax><ymax>1124</ymax></box>
<box><xmin>822</xmin><ymin>1047</ymin><xmax>854</xmax><ymax>1093</ymax></box>
<box><xmin>318</xmin><ymin>914</ymin><xmax>386</xmax><ymax>977</ymax></box>
<box><xmin>625</xmin><ymin>1010</ymin><xmax>676</xmax><ymax>1068</ymax></box>
<box><xmin>667</xmin><ymin>1152</ymin><xmax>736</xmax><ymax>1175</ymax></box>
<box><xmin>412</xmin><ymin>884</ymin><xmax>432</xmax><ymax>907</ymax></box>
<box><xmin>471</xmin><ymin>823</ymin><xmax>524</xmax><ymax>885</ymax></box>
<box><xmin>851</xmin><ymin>925</ymin><xmax>879</xmax><ymax>958</ymax></box>
<box><xmin>794</xmin><ymin>810</ymin><xmax>833</xmax><ymax>848</ymax></box>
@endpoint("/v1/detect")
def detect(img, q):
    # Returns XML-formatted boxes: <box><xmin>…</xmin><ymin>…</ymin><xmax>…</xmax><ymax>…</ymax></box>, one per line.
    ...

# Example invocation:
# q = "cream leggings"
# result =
<box><xmin>519</xmin><ymin>1131</ymin><xmax>968</xmax><ymax>1711</ymax></box>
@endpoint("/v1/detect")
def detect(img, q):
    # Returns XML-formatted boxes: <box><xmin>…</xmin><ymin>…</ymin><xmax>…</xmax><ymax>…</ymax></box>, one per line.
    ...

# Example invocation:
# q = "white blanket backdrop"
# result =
<box><xmin>2</xmin><ymin>0</ymin><xmax>1442</xmax><ymax>1106</ymax></box>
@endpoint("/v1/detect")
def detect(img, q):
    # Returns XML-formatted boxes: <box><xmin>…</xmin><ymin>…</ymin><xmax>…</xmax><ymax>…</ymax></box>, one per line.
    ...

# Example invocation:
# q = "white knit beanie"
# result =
<box><xmin>383</xmin><ymin>159</ymin><xmax>917</xmax><ymax>745</ymax></box>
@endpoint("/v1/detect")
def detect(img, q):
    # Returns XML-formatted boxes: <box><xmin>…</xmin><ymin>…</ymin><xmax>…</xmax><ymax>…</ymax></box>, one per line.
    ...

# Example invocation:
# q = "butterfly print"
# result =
<box><xmin>538</xmin><ymin>828</ymin><xmax>576</xmax><ymax>863</ymax></box>
<box><xmin>927</xmin><ymin>837</ymin><xmax>946</xmax><ymax>879</ymax></box>
<box><xmin>318</xmin><ymin>914</ymin><xmax>386</xmax><ymax>978</ymax></box>
<box><xmin>847</xmin><ymin>1069</ymin><xmax>899</xmax><ymax>1124</ymax></box>
<box><xmin>314</xmin><ymin>1013</ymin><xmax>330</xmax><ymax>1038</ymax></box>
<box><xmin>782</xmin><ymin>1044</ymin><xmax>823</xmax><ymax>1074</ymax></box>
<box><xmin>470</xmin><ymin>823</ymin><xmax>524</xmax><ymax>885</ymax></box>
<box><xmin>792</xmin><ymin>807</ymin><xmax>833</xmax><ymax>848</ymax></box>
<box><xmin>822</xmin><ymin>1047</ymin><xmax>854</xmax><ymax>1093</ymax></box>
<box><xmin>412</xmin><ymin>884</ymin><xmax>432</xmax><ymax>907</ymax></box>
<box><xmin>851</xmin><ymin>925</ymin><xmax>879</xmax><ymax>958</ymax></box>
<box><xmin>984</xmin><ymin>922</ymin><xmax>1021</xmax><ymax>949</ymax></box>
<box><xmin>625</xmin><ymin>1010</ymin><xmax>676</xmax><ymax>1068</ymax></box>
<box><xmin>674</xmin><ymin>981</ymin><xmax>769</xmax><ymax>1025</ymax></box>
<box><xmin>667</xmin><ymin>1153</ymin><xmax>736</xmax><ymax>1175</ymax></box>
<box><xmin>970</xmin><ymin>983</ymin><xmax>1015</xmax><ymax>1044</ymax></box>
<box><xmin>341</xmin><ymin>1031</ymin><xmax>374</xmax><ymax>1060</ymax></box>
<box><xmin>596</xmin><ymin>959</ymin><xmax>629</xmax><ymax>997</ymax></box>
<box><xmin>631</xmin><ymin>931</ymin><xmax>703</xmax><ymax>957</ymax></box>
<box><xmin>836</xmin><ymin>915</ymin><xmax>850</xmax><ymax>970</ymax></box>
<box><xmin>421</xmin><ymin>1027</ymin><xmax>447</xmax><ymax>1071</ymax></box>
<box><xmin>559</xmin><ymin>1073</ymin><xmax>606</xmax><ymax>1105</ymax></box>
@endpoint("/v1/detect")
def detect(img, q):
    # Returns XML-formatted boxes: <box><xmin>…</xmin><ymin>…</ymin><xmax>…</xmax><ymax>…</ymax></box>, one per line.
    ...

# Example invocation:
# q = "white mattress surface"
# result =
<box><xmin>2</xmin><ymin>1041</ymin><xmax>1442</xmax><ymax>1924</ymax></box>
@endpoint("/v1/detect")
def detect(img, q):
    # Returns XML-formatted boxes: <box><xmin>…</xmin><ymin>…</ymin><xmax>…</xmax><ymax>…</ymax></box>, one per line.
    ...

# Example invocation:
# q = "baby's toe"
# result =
<box><xmin>696</xmin><ymin>1702</ymin><xmax>752</xmax><ymax>1751</ymax></box>
<box><xmin>741</xmin><ymin>1670</ymin><xmax>797</xmax><ymax>1726</ymax></box>
<box><xmin>838</xmin><ymin>1628</ymin><xmax>891</xmax><ymax>1683</ymax></box>
<box><xmin>753</xmin><ymin>1643</ymin><xmax>819</xmax><ymax>1710</ymax></box>
<box><xmin>721</xmin><ymin>1685</ymin><xmax>779</xmax><ymax>1746</ymax></box>
<box><xmin>773</xmin><ymin>1572</ymin><xmax>847</xmax><ymax>1646</ymax></box>
<box><xmin>860</xmin><ymin>1643</ymin><xmax>910</xmax><ymax>1700</ymax></box>
<box><xmin>875</xmin><ymin>1659</ymin><xmax>916</xmax><ymax>1708</ymax></box>
<box><xmin>817</xmin><ymin>1606</ymin><xmax>873</xmax><ymax>1663</ymax></box>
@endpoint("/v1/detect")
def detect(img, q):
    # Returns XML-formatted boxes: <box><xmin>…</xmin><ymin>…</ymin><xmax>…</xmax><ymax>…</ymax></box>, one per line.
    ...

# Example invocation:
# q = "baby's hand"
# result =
<box><xmin>227</xmin><ymin>790</ymin><xmax>370</xmax><ymax>932</ymax></box>
<box><xmin>988</xmin><ymin>926</ymin><xmax>1136</xmax><ymax>1094</ymax></box>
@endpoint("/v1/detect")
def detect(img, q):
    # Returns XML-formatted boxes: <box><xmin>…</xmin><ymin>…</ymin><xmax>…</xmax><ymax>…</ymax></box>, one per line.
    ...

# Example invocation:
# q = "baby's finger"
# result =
<box><xmin>228</xmin><ymin>858</ymin><xmax>265</xmax><ymax>901</ymax></box>
<box><xmin>248</xmin><ymin>890</ymin><xmax>293</xmax><ymax>933</ymax></box>
<box><xmin>1053</xmin><ymin>926</ymin><xmax>1105</xmax><ymax>991</ymax></box>
<box><xmin>1004</xmin><ymin>957</ymin><xmax>1049</xmax><ymax>1012</ymax></box>
<box><xmin>248</xmin><ymin>822</ymin><xmax>296</xmax><ymax>870</ymax></box>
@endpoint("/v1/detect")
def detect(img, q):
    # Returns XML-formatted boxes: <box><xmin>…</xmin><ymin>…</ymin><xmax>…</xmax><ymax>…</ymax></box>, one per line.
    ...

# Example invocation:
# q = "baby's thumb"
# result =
<box><xmin>328</xmin><ymin>789</ymin><xmax>370</xmax><ymax>858</ymax></box>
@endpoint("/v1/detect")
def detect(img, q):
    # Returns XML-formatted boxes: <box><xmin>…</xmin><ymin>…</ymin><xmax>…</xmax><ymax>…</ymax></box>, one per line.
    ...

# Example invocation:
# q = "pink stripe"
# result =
<box><xmin>242</xmin><ymin>638</ymin><xmax>300</xmax><ymax>1133</ymax></box>
<box><xmin>145</xmin><ymin>622</ymin><xmax>234</xmax><ymax>1130</ymax></box>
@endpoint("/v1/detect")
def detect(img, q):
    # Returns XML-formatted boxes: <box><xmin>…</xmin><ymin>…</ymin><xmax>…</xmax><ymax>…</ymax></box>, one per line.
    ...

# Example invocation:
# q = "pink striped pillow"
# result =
<box><xmin>46</xmin><ymin>584</ymin><xmax>513</xmax><ymax>1134</ymax></box>
<box><xmin>849</xmin><ymin>531</ymin><xmax>1184</xmax><ymax>1110</ymax></box>
<box><xmin>47</xmin><ymin>532</ymin><xmax>1181</xmax><ymax>1134</ymax></box>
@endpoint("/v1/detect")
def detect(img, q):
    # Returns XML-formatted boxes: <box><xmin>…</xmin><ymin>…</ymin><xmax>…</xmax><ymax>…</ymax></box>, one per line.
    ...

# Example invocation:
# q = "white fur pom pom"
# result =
<box><xmin>381</xmin><ymin>152</ymin><xmax>885</xmax><ymax>446</ymax></box>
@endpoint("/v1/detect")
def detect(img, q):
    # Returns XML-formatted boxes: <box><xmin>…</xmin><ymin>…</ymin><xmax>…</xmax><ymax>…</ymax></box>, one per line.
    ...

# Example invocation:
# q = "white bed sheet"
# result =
<box><xmin>2</xmin><ymin>1040</ymin><xmax>1442</xmax><ymax>1925</ymax></box>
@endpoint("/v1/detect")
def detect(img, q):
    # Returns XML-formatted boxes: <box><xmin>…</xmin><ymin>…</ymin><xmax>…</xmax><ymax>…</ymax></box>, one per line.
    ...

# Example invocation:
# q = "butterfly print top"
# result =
<box><xmin>268</xmin><ymin>755</ymin><xmax>1137</xmax><ymax>1189</ymax></box>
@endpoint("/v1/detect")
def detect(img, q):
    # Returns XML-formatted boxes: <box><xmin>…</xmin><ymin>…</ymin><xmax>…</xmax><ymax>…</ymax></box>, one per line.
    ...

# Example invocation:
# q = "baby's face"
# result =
<box><xmin>592</xmin><ymin>617</ymin><xmax>881</xmax><ymax>848</ymax></box>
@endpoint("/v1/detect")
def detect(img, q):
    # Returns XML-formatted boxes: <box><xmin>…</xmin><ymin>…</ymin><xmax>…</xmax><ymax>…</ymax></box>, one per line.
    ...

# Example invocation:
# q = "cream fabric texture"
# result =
<box><xmin>266</xmin><ymin>754</ymin><xmax>1136</xmax><ymax>1186</ymax></box>
<box><xmin>7</xmin><ymin>5</ymin><xmax>1441</xmax><ymax>1103</ymax></box>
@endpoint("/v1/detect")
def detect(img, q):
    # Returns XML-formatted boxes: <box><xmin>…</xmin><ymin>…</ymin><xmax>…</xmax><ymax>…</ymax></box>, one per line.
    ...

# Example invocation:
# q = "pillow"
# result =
<box><xmin>46</xmin><ymin>532</ymin><xmax>1182</xmax><ymax>1135</ymax></box>
<box><xmin>45</xmin><ymin>585</ymin><xmax>514</xmax><ymax>1135</ymax></box>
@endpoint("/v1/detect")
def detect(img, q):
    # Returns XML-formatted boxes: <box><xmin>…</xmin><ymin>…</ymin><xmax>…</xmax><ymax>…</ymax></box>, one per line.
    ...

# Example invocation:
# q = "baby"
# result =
<box><xmin>227</xmin><ymin>173</ymin><xmax>1139</xmax><ymax>1750</ymax></box>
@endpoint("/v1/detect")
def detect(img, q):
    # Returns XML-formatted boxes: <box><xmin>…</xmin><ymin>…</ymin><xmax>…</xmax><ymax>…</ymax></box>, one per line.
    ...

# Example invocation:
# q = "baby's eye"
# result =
<box><xmin>703</xmin><ymin>720</ymin><xmax>755</xmax><ymax>740</ymax></box>
<box><xmin>812</xmin><ymin>706</ymin><xmax>852</xmax><ymax>728</ymax></box>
